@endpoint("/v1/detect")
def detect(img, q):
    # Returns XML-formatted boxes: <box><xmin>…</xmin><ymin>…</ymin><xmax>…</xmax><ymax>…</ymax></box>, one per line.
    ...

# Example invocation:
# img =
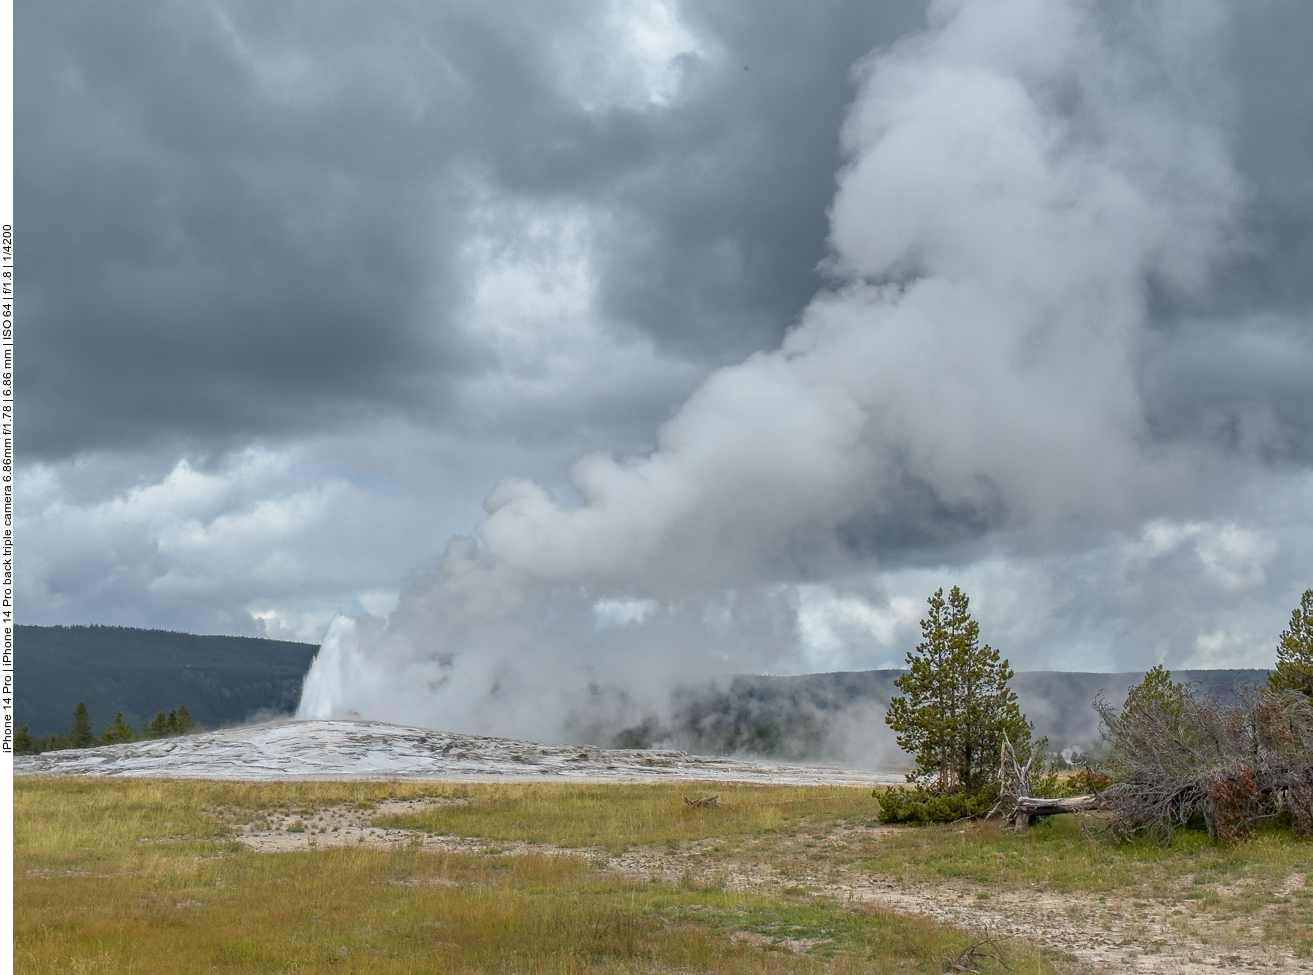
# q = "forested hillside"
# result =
<box><xmin>16</xmin><ymin>625</ymin><xmax>319</xmax><ymax>737</ymax></box>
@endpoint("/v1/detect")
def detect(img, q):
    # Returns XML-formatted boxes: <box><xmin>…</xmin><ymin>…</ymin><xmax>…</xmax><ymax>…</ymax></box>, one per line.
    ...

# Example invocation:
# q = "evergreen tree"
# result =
<box><xmin>99</xmin><ymin>713</ymin><xmax>137</xmax><ymax>745</ymax></box>
<box><xmin>885</xmin><ymin>586</ymin><xmax>1034</xmax><ymax>794</ymax></box>
<box><xmin>143</xmin><ymin>712</ymin><xmax>172</xmax><ymax>739</ymax></box>
<box><xmin>1123</xmin><ymin>665</ymin><xmax>1191</xmax><ymax>728</ymax></box>
<box><xmin>1269</xmin><ymin>589</ymin><xmax>1313</xmax><ymax>700</ymax></box>
<box><xmin>164</xmin><ymin>706</ymin><xmax>193</xmax><ymax>735</ymax></box>
<box><xmin>143</xmin><ymin>707</ymin><xmax>195</xmax><ymax>739</ymax></box>
<box><xmin>1105</xmin><ymin>665</ymin><xmax>1199</xmax><ymax>781</ymax></box>
<box><xmin>70</xmin><ymin>702</ymin><xmax>95</xmax><ymax>748</ymax></box>
<box><xmin>15</xmin><ymin>725</ymin><xmax>35</xmax><ymax>754</ymax></box>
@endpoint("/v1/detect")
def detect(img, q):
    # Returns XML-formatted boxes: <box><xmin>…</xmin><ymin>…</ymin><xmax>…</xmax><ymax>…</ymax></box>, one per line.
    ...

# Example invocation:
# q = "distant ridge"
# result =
<box><xmin>16</xmin><ymin>625</ymin><xmax>319</xmax><ymax>738</ymax></box>
<box><xmin>664</xmin><ymin>668</ymin><xmax>1270</xmax><ymax>761</ymax></box>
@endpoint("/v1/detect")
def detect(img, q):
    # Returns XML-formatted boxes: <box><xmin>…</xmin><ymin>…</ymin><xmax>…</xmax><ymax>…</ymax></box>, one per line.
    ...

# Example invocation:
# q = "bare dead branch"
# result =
<box><xmin>945</xmin><ymin>935</ymin><xmax>1011</xmax><ymax>972</ymax></box>
<box><xmin>1095</xmin><ymin>684</ymin><xmax>1313</xmax><ymax>842</ymax></box>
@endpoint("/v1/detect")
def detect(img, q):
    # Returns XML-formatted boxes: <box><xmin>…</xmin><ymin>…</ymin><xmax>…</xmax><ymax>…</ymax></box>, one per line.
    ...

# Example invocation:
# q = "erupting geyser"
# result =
<box><xmin>300</xmin><ymin>0</ymin><xmax>1248</xmax><ymax>746</ymax></box>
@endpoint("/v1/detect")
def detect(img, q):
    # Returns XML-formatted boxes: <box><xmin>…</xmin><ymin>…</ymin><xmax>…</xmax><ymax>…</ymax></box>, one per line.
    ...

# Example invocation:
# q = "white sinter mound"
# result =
<box><xmin>13</xmin><ymin>719</ymin><xmax>900</xmax><ymax>785</ymax></box>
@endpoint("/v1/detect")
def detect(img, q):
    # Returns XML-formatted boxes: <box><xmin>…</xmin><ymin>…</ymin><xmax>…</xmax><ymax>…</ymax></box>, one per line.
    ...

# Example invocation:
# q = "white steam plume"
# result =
<box><xmin>299</xmin><ymin>0</ymin><xmax>1244</xmax><ymax>742</ymax></box>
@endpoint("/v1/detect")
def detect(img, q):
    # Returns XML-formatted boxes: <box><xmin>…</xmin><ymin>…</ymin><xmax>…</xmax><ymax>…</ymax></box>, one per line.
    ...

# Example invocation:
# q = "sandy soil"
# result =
<box><xmin>224</xmin><ymin>797</ymin><xmax>1311</xmax><ymax>974</ymax></box>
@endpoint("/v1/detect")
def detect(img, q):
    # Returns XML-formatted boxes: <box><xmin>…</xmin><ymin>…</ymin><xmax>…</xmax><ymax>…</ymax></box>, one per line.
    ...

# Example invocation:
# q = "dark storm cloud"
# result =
<box><xmin>1222</xmin><ymin>0</ymin><xmax>1313</xmax><ymax>314</ymax></box>
<box><xmin>19</xmin><ymin>0</ymin><xmax>928</xmax><ymax>460</ymax></box>
<box><xmin>589</xmin><ymin>3</ymin><xmax>929</xmax><ymax>360</ymax></box>
<box><xmin>20</xmin><ymin>0</ymin><xmax>478</xmax><ymax>457</ymax></box>
<box><xmin>1133</xmin><ymin>0</ymin><xmax>1313</xmax><ymax>467</ymax></box>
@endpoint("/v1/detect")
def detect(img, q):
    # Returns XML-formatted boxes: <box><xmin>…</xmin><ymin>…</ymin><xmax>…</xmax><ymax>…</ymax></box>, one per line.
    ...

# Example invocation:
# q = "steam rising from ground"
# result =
<box><xmin>300</xmin><ymin>0</ymin><xmax>1250</xmax><ymax>744</ymax></box>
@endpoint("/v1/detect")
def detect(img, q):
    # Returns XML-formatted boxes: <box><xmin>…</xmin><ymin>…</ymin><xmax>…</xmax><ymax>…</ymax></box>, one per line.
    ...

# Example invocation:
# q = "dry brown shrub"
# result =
<box><xmin>1095</xmin><ymin>684</ymin><xmax>1313</xmax><ymax>842</ymax></box>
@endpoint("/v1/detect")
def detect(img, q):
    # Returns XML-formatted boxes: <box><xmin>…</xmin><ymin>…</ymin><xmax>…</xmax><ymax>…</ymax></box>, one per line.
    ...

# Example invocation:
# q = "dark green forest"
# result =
<box><xmin>16</xmin><ymin>625</ymin><xmax>319</xmax><ymax>738</ymax></box>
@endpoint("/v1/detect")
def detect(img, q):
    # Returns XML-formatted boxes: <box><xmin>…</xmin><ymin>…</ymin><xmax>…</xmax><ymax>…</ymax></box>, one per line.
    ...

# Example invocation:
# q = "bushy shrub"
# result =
<box><xmin>874</xmin><ymin>782</ymin><xmax>1000</xmax><ymax>824</ymax></box>
<box><xmin>1061</xmin><ymin>765</ymin><xmax>1111</xmax><ymax>796</ymax></box>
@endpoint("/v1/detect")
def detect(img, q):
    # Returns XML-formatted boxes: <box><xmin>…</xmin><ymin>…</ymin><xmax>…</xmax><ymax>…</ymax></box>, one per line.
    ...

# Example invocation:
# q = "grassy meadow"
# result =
<box><xmin>14</xmin><ymin>776</ymin><xmax>1313</xmax><ymax>973</ymax></box>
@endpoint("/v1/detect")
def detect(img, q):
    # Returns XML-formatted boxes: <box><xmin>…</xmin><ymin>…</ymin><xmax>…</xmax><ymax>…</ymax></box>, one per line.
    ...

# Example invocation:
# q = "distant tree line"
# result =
<box><xmin>15</xmin><ymin>702</ymin><xmax>196</xmax><ymax>755</ymax></box>
<box><xmin>15</xmin><ymin>625</ymin><xmax>317</xmax><ymax>740</ymax></box>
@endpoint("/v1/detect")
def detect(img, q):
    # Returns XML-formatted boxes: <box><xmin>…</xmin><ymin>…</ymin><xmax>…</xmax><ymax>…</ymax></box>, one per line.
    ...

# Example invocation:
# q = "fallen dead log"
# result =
<box><xmin>683</xmin><ymin>795</ymin><xmax>718</xmax><ymax>808</ymax></box>
<box><xmin>1009</xmin><ymin>794</ymin><xmax>1102</xmax><ymax>832</ymax></box>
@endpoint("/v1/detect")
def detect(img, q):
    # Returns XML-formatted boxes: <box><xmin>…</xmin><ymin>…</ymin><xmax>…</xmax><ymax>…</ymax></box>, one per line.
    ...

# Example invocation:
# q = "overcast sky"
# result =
<box><xmin>19</xmin><ymin>0</ymin><xmax>1313</xmax><ymax>716</ymax></box>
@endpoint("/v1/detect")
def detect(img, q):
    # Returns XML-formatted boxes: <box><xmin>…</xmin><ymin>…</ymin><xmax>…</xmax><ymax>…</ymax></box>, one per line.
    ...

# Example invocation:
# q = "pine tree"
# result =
<box><xmin>885</xmin><ymin>586</ymin><xmax>1034</xmax><ymax>794</ymax></box>
<box><xmin>162</xmin><ymin>707</ymin><xmax>193</xmax><ymax>735</ymax></box>
<box><xmin>70</xmin><ymin>702</ymin><xmax>95</xmax><ymax>748</ymax></box>
<box><xmin>99</xmin><ymin>713</ymin><xmax>137</xmax><ymax>745</ymax></box>
<box><xmin>15</xmin><ymin>726</ymin><xmax>34</xmax><ymax>754</ymax></box>
<box><xmin>1105</xmin><ymin>664</ymin><xmax>1200</xmax><ymax>781</ymax></box>
<box><xmin>1269</xmin><ymin>589</ymin><xmax>1313</xmax><ymax>700</ymax></box>
<box><xmin>144</xmin><ymin>712</ymin><xmax>171</xmax><ymax>739</ymax></box>
<box><xmin>1123</xmin><ymin>665</ymin><xmax>1191</xmax><ymax>727</ymax></box>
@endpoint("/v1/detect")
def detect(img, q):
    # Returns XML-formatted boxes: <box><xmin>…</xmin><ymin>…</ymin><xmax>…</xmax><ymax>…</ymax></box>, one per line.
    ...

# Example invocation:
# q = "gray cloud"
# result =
<box><xmin>20</xmin><ymin>0</ymin><xmax>927</xmax><ymax>459</ymax></box>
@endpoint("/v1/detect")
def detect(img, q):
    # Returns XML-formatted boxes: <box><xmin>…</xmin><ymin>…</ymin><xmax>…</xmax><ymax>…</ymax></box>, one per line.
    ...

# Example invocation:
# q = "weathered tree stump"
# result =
<box><xmin>1009</xmin><ymin>794</ymin><xmax>1102</xmax><ymax>832</ymax></box>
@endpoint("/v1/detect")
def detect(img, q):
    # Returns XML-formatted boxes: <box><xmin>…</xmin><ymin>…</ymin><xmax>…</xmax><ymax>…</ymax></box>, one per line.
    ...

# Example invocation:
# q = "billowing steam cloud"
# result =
<box><xmin>299</xmin><ymin>0</ymin><xmax>1248</xmax><ymax>743</ymax></box>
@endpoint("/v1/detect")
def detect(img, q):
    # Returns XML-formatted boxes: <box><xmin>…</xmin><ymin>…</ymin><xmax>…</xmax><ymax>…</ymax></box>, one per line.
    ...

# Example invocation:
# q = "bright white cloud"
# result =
<box><xmin>609</xmin><ymin>0</ymin><xmax>702</xmax><ymax>105</ymax></box>
<box><xmin>452</xmin><ymin>199</ymin><xmax>707</xmax><ymax>442</ymax></box>
<box><xmin>594</xmin><ymin>596</ymin><xmax>658</xmax><ymax>629</ymax></box>
<box><xmin>551</xmin><ymin>0</ymin><xmax>704</xmax><ymax>111</ymax></box>
<box><xmin>18</xmin><ymin>441</ymin><xmax>463</xmax><ymax>641</ymax></box>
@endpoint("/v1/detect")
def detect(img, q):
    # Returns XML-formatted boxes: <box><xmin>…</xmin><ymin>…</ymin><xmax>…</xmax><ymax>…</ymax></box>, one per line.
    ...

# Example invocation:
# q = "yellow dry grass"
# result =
<box><xmin>367</xmin><ymin>781</ymin><xmax>878</xmax><ymax>853</ymax></box>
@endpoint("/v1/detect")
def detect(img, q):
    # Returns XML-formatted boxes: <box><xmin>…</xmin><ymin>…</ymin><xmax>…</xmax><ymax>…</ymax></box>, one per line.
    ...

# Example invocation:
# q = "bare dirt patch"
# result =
<box><xmin>230</xmin><ymin>797</ymin><xmax>573</xmax><ymax>859</ymax></box>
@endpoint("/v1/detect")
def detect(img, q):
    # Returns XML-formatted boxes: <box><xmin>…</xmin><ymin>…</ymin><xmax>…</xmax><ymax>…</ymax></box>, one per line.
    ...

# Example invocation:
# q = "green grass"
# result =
<box><xmin>16</xmin><ymin>776</ymin><xmax>1077</xmax><ymax>974</ymax></box>
<box><xmin>369</xmin><ymin>782</ymin><xmax>877</xmax><ymax>854</ymax></box>
<box><xmin>853</xmin><ymin>802</ymin><xmax>1313</xmax><ymax>956</ymax></box>
<box><xmin>855</xmin><ymin>808</ymin><xmax>1313</xmax><ymax>896</ymax></box>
